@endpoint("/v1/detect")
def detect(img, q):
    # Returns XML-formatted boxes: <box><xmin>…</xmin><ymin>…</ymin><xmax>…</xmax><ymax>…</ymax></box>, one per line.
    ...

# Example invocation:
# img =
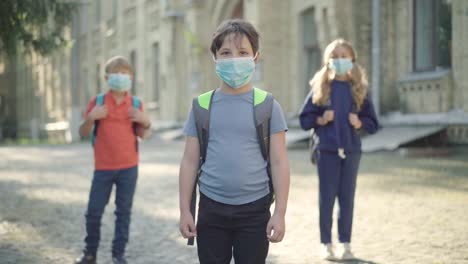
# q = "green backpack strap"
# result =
<box><xmin>253</xmin><ymin>88</ymin><xmax>274</xmax><ymax>200</ymax></box>
<box><xmin>187</xmin><ymin>89</ymin><xmax>214</xmax><ymax>246</ymax></box>
<box><xmin>253</xmin><ymin>88</ymin><xmax>273</xmax><ymax>162</ymax></box>
<box><xmin>193</xmin><ymin>90</ymin><xmax>214</xmax><ymax>163</ymax></box>
<box><xmin>91</xmin><ymin>93</ymin><xmax>106</xmax><ymax>147</ymax></box>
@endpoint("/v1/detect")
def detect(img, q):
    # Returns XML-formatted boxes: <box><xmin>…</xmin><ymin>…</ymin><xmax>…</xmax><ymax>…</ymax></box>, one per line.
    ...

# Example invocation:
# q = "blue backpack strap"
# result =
<box><xmin>132</xmin><ymin>96</ymin><xmax>141</xmax><ymax>109</ymax></box>
<box><xmin>95</xmin><ymin>93</ymin><xmax>105</xmax><ymax>106</ymax></box>
<box><xmin>92</xmin><ymin>93</ymin><xmax>105</xmax><ymax>147</ymax></box>
<box><xmin>131</xmin><ymin>96</ymin><xmax>141</xmax><ymax>134</ymax></box>
<box><xmin>131</xmin><ymin>96</ymin><xmax>142</xmax><ymax>153</ymax></box>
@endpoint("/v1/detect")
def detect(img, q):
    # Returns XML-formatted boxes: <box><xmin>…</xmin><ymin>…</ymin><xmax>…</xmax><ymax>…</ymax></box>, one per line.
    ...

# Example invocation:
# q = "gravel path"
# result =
<box><xmin>0</xmin><ymin>138</ymin><xmax>467</xmax><ymax>264</ymax></box>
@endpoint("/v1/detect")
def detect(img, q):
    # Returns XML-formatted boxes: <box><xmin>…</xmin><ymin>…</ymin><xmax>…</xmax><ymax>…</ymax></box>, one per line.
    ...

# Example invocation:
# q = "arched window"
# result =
<box><xmin>302</xmin><ymin>7</ymin><xmax>321</xmax><ymax>96</ymax></box>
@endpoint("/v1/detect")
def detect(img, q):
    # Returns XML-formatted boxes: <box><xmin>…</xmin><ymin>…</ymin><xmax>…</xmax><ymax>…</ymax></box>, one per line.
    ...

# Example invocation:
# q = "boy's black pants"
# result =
<box><xmin>196</xmin><ymin>192</ymin><xmax>271</xmax><ymax>264</ymax></box>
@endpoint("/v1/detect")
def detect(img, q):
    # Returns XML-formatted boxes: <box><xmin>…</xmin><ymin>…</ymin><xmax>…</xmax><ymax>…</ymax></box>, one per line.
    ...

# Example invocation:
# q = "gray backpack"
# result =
<box><xmin>187</xmin><ymin>87</ymin><xmax>274</xmax><ymax>245</ymax></box>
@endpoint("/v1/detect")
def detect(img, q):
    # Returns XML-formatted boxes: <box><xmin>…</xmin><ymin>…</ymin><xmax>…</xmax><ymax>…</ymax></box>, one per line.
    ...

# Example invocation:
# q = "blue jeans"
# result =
<box><xmin>84</xmin><ymin>166</ymin><xmax>138</xmax><ymax>257</ymax></box>
<box><xmin>316</xmin><ymin>151</ymin><xmax>361</xmax><ymax>244</ymax></box>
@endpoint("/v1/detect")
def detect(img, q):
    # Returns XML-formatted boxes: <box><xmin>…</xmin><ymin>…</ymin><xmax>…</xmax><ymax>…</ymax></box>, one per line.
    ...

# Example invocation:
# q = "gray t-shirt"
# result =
<box><xmin>183</xmin><ymin>88</ymin><xmax>288</xmax><ymax>205</ymax></box>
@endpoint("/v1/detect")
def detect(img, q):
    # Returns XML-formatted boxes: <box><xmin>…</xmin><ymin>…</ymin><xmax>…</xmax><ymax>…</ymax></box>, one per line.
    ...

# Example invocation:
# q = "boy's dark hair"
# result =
<box><xmin>210</xmin><ymin>19</ymin><xmax>260</xmax><ymax>57</ymax></box>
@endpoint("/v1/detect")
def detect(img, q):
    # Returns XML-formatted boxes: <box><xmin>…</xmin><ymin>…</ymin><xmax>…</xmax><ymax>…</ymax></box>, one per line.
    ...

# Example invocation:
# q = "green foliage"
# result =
<box><xmin>0</xmin><ymin>0</ymin><xmax>78</xmax><ymax>57</ymax></box>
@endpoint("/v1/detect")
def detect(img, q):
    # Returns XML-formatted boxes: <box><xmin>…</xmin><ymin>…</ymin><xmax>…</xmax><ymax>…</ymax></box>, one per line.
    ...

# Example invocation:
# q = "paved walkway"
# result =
<box><xmin>0</xmin><ymin>138</ymin><xmax>467</xmax><ymax>263</ymax></box>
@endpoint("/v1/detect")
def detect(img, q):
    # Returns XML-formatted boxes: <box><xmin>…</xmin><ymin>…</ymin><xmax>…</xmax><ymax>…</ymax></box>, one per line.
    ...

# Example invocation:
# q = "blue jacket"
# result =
<box><xmin>299</xmin><ymin>80</ymin><xmax>379</xmax><ymax>153</ymax></box>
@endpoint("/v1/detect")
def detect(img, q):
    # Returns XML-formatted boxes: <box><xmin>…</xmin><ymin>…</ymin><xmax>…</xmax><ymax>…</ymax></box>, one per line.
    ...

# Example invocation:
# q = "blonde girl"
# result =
<box><xmin>299</xmin><ymin>39</ymin><xmax>379</xmax><ymax>261</ymax></box>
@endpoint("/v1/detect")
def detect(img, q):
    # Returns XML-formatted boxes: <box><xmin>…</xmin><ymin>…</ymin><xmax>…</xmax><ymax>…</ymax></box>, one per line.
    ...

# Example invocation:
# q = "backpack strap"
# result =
<box><xmin>92</xmin><ymin>94</ymin><xmax>141</xmax><ymax>149</ymax></box>
<box><xmin>188</xmin><ymin>89</ymin><xmax>214</xmax><ymax>246</ymax></box>
<box><xmin>193</xmin><ymin>90</ymin><xmax>214</xmax><ymax>164</ymax></box>
<box><xmin>91</xmin><ymin>93</ymin><xmax>106</xmax><ymax>147</ymax></box>
<box><xmin>132</xmin><ymin>96</ymin><xmax>141</xmax><ymax>109</ymax></box>
<box><xmin>253</xmin><ymin>87</ymin><xmax>274</xmax><ymax>200</ymax></box>
<box><xmin>131</xmin><ymin>96</ymin><xmax>141</xmax><ymax>152</ymax></box>
<box><xmin>253</xmin><ymin>88</ymin><xmax>273</xmax><ymax>162</ymax></box>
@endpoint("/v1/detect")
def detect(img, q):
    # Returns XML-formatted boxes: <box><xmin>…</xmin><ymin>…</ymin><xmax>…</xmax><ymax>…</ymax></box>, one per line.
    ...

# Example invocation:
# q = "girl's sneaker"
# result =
<box><xmin>320</xmin><ymin>243</ymin><xmax>336</xmax><ymax>260</ymax></box>
<box><xmin>338</xmin><ymin>243</ymin><xmax>356</xmax><ymax>260</ymax></box>
<box><xmin>74</xmin><ymin>254</ymin><xmax>96</xmax><ymax>264</ymax></box>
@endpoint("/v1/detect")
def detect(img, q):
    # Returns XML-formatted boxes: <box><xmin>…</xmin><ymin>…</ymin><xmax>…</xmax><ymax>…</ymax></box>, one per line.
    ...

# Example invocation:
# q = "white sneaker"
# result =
<box><xmin>338</xmin><ymin>243</ymin><xmax>356</xmax><ymax>260</ymax></box>
<box><xmin>320</xmin><ymin>243</ymin><xmax>337</xmax><ymax>260</ymax></box>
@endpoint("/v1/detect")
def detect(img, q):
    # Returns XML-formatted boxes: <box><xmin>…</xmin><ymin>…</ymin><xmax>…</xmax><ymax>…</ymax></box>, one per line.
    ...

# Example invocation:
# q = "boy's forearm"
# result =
<box><xmin>79</xmin><ymin>117</ymin><xmax>94</xmax><ymax>138</ymax></box>
<box><xmin>136</xmin><ymin>126</ymin><xmax>152</xmax><ymax>139</ymax></box>
<box><xmin>179</xmin><ymin>158</ymin><xmax>199</xmax><ymax>213</ymax></box>
<box><xmin>270</xmin><ymin>160</ymin><xmax>290</xmax><ymax>216</ymax></box>
<box><xmin>135</xmin><ymin>114</ymin><xmax>151</xmax><ymax>139</ymax></box>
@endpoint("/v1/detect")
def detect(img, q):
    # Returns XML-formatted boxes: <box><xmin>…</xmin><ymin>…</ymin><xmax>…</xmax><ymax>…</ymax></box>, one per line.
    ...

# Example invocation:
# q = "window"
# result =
<box><xmin>413</xmin><ymin>0</ymin><xmax>451</xmax><ymax>71</ymax></box>
<box><xmin>231</xmin><ymin>0</ymin><xmax>244</xmax><ymax>19</ymax></box>
<box><xmin>96</xmin><ymin>63</ymin><xmax>101</xmax><ymax>93</ymax></box>
<box><xmin>152</xmin><ymin>43</ymin><xmax>160</xmax><ymax>104</ymax></box>
<box><xmin>80</xmin><ymin>5</ymin><xmax>88</xmax><ymax>35</ymax></box>
<box><xmin>82</xmin><ymin>69</ymin><xmax>90</xmax><ymax>104</ymax></box>
<box><xmin>302</xmin><ymin>7</ymin><xmax>321</xmax><ymax>96</ymax></box>
<box><xmin>130</xmin><ymin>50</ymin><xmax>137</xmax><ymax>94</ymax></box>
<box><xmin>95</xmin><ymin>0</ymin><xmax>101</xmax><ymax>23</ymax></box>
<box><xmin>113</xmin><ymin>0</ymin><xmax>118</xmax><ymax>18</ymax></box>
<box><xmin>322</xmin><ymin>8</ymin><xmax>330</xmax><ymax>44</ymax></box>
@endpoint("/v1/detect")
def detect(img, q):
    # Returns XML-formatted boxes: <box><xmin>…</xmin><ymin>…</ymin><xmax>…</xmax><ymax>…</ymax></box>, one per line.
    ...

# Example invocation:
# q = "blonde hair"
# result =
<box><xmin>104</xmin><ymin>56</ymin><xmax>134</xmax><ymax>75</ymax></box>
<box><xmin>309</xmin><ymin>39</ymin><xmax>368</xmax><ymax>111</ymax></box>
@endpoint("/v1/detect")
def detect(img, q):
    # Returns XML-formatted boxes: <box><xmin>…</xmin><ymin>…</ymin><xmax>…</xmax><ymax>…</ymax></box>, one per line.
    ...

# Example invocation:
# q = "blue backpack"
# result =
<box><xmin>91</xmin><ymin>93</ymin><xmax>141</xmax><ymax>148</ymax></box>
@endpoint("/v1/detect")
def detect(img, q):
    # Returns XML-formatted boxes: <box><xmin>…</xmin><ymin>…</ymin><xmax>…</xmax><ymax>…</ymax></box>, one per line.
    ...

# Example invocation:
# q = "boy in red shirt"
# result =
<box><xmin>75</xmin><ymin>56</ymin><xmax>151</xmax><ymax>264</ymax></box>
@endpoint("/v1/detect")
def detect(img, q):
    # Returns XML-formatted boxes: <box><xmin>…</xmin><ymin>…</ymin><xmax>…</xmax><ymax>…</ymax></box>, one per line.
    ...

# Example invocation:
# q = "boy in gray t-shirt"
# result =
<box><xmin>179</xmin><ymin>19</ymin><xmax>290</xmax><ymax>264</ymax></box>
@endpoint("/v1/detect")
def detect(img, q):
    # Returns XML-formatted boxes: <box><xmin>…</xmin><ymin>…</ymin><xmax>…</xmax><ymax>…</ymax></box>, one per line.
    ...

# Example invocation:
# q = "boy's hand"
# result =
<box><xmin>349</xmin><ymin>113</ymin><xmax>362</xmax><ymax>129</ymax></box>
<box><xmin>128</xmin><ymin>108</ymin><xmax>150</xmax><ymax>126</ymax></box>
<box><xmin>266</xmin><ymin>213</ymin><xmax>286</xmax><ymax>243</ymax></box>
<box><xmin>89</xmin><ymin>105</ymin><xmax>108</xmax><ymax>121</ymax></box>
<box><xmin>179</xmin><ymin>211</ymin><xmax>197</xmax><ymax>239</ymax></box>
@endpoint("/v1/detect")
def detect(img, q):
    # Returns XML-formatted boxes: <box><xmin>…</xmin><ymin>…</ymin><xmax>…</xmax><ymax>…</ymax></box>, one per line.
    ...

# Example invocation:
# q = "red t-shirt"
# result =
<box><xmin>85</xmin><ymin>92</ymin><xmax>143</xmax><ymax>170</ymax></box>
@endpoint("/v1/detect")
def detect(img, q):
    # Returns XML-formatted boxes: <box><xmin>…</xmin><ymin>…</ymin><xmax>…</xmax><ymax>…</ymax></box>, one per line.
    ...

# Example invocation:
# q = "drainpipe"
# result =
<box><xmin>372</xmin><ymin>0</ymin><xmax>380</xmax><ymax>117</ymax></box>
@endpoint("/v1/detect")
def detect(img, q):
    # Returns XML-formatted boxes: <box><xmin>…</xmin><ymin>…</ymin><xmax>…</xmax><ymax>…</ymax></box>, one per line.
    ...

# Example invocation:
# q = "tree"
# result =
<box><xmin>0</xmin><ymin>0</ymin><xmax>78</xmax><ymax>57</ymax></box>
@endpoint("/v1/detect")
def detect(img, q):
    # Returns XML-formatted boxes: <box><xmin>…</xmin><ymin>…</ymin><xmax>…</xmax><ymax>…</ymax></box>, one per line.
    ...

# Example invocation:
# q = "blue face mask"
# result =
<box><xmin>215</xmin><ymin>56</ymin><xmax>256</xmax><ymax>89</ymax></box>
<box><xmin>107</xmin><ymin>73</ymin><xmax>132</xmax><ymax>91</ymax></box>
<box><xmin>329</xmin><ymin>58</ymin><xmax>353</xmax><ymax>76</ymax></box>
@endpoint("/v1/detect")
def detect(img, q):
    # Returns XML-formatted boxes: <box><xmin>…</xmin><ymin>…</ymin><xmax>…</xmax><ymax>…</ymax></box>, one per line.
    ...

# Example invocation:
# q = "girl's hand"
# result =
<box><xmin>349</xmin><ymin>113</ymin><xmax>362</xmax><ymax>129</ymax></box>
<box><xmin>317</xmin><ymin>110</ymin><xmax>334</xmax><ymax>126</ymax></box>
<box><xmin>323</xmin><ymin>110</ymin><xmax>334</xmax><ymax>122</ymax></box>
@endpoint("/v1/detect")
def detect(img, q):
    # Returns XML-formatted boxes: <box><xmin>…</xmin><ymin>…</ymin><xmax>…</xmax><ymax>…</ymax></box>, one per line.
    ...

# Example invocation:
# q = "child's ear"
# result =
<box><xmin>254</xmin><ymin>52</ymin><xmax>260</xmax><ymax>63</ymax></box>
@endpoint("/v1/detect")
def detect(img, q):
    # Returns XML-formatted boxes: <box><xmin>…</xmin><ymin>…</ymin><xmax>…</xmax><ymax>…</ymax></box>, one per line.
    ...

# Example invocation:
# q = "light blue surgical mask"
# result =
<box><xmin>329</xmin><ymin>58</ymin><xmax>353</xmax><ymax>76</ymax></box>
<box><xmin>215</xmin><ymin>55</ymin><xmax>257</xmax><ymax>89</ymax></box>
<box><xmin>107</xmin><ymin>73</ymin><xmax>132</xmax><ymax>91</ymax></box>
